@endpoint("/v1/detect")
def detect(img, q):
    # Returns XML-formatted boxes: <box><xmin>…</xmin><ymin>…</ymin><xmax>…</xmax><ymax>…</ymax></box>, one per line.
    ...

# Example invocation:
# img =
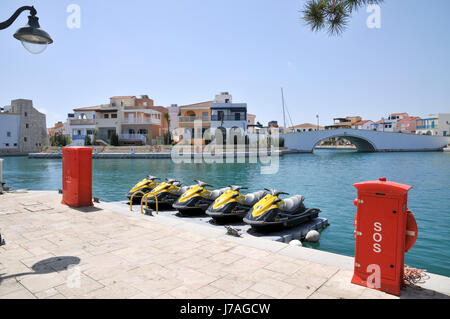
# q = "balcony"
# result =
<box><xmin>122</xmin><ymin>118</ymin><xmax>160</xmax><ymax>125</ymax></box>
<box><xmin>72</xmin><ymin>134</ymin><xmax>86</xmax><ymax>140</ymax></box>
<box><xmin>70</xmin><ymin>119</ymin><xmax>95</xmax><ymax>125</ymax></box>
<box><xmin>119</xmin><ymin>134</ymin><xmax>146</xmax><ymax>143</ymax></box>
<box><xmin>211</xmin><ymin>115</ymin><xmax>246</xmax><ymax>121</ymax></box>
<box><xmin>179</xmin><ymin>116</ymin><xmax>210</xmax><ymax>123</ymax></box>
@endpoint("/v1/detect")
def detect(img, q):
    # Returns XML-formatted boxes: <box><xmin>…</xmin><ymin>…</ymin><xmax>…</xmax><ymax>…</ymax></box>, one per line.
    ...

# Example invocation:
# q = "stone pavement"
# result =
<box><xmin>1</xmin><ymin>191</ymin><xmax>449</xmax><ymax>299</ymax></box>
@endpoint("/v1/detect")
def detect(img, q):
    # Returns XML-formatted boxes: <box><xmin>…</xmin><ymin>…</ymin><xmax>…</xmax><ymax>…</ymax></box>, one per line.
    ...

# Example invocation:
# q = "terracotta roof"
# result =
<box><xmin>180</xmin><ymin>101</ymin><xmax>213</xmax><ymax>108</ymax></box>
<box><xmin>73</xmin><ymin>105</ymin><xmax>101</xmax><ymax>112</ymax></box>
<box><xmin>398</xmin><ymin>116</ymin><xmax>420</xmax><ymax>122</ymax></box>
<box><xmin>292</xmin><ymin>123</ymin><xmax>323</xmax><ymax>128</ymax></box>
<box><xmin>353</xmin><ymin>120</ymin><xmax>372</xmax><ymax>126</ymax></box>
<box><xmin>375</xmin><ymin>120</ymin><xmax>383</xmax><ymax>124</ymax></box>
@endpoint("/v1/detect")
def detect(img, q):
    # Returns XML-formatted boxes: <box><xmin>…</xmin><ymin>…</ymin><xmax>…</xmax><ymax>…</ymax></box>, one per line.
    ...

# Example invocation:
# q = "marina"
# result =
<box><xmin>2</xmin><ymin>149</ymin><xmax>450</xmax><ymax>277</ymax></box>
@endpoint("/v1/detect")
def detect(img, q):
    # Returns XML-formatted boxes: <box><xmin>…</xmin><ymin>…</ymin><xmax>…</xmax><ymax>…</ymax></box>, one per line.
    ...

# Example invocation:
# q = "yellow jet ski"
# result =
<box><xmin>126</xmin><ymin>175</ymin><xmax>160</xmax><ymax>203</ymax></box>
<box><xmin>173</xmin><ymin>180</ymin><xmax>228</xmax><ymax>216</ymax></box>
<box><xmin>145</xmin><ymin>178</ymin><xmax>191</xmax><ymax>209</ymax></box>
<box><xmin>206</xmin><ymin>186</ymin><xmax>267</xmax><ymax>222</ymax></box>
<box><xmin>243</xmin><ymin>188</ymin><xmax>320</xmax><ymax>232</ymax></box>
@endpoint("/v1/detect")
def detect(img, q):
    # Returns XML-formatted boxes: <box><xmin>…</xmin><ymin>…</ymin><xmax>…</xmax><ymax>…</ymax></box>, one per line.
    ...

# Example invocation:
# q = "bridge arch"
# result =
<box><xmin>313</xmin><ymin>133</ymin><xmax>376</xmax><ymax>152</ymax></box>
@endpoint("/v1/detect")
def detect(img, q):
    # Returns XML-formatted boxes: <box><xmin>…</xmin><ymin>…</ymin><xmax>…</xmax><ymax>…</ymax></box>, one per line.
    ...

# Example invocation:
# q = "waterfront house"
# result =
<box><xmin>0</xmin><ymin>99</ymin><xmax>47</xmax><ymax>154</ymax></box>
<box><xmin>67</xmin><ymin>95</ymin><xmax>168</xmax><ymax>146</ymax></box>
<box><xmin>292</xmin><ymin>123</ymin><xmax>324</xmax><ymax>132</ymax></box>
<box><xmin>178</xmin><ymin>100</ymin><xmax>213</xmax><ymax>144</ymax></box>
<box><xmin>325</xmin><ymin>116</ymin><xmax>362</xmax><ymax>130</ymax></box>
<box><xmin>416</xmin><ymin>114</ymin><xmax>450</xmax><ymax>136</ymax></box>
<box><xmin>352</xmin><ymin>120</ymin><xmax>375</xmax><ymax>130</ymax></box>
<box><xmin>210</xmin><ymin>92</ymin><xmax>248</xmax><ymax>141</ymax></box>
<box><xmin>396</xmin><ymin>116</ymin><xmax>421</xmax><ymax>134</ymax></box>
<box><xmin>376</xmin><ymin>113</ymin><xmax>409</xmax><ymax>132</ymax></box>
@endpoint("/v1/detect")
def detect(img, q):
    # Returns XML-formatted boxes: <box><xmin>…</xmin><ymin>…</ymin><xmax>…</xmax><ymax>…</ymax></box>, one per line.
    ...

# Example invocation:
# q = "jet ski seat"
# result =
<box><xmin>282</xmin><ymin>195</ymin><xmax>305</xmax><ymax>212</ymax></box>
<box><xmin>209</xmin><ymin>188</ymin><xmax>229</xmax><ymax>201</ymax></box>
<box><xmin>244</xmin><ymin>191</ymin><xmax>267</xmax><ymax>206</ymax></box>
<box><xmin>177</xmin><ymin>185</ymin><xmax>193</xmax><ymax>195</ymax></box>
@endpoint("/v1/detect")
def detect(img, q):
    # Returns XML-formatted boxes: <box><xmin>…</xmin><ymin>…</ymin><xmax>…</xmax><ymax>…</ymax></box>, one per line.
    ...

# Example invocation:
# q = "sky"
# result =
<box><xmin>1</xmin><ymin>0</ymin><xmax>449</xmax><ymax>128</ymax></box>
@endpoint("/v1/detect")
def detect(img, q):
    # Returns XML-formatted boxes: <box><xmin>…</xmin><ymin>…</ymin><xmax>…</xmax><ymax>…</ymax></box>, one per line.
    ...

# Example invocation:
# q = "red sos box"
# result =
<box><xmin>61</xmin><ymin>147</ymin><xmax>93</xmax><ymax>208</ymax></box>
<box><xmin>352</xmin><ymin>178</ymin><xmax>417</xmax><ymax>296</ymax></box>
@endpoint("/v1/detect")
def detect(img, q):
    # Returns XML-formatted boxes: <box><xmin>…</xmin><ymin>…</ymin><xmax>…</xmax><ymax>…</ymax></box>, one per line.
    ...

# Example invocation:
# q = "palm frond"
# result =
<box><xmin>326</xmin><ymin>1</ymin><xmax>350</xmax><ymax>36</ymax></box>
<box><xmin>302</xmin><ymin>0</ymin><xmax>329</xmax><ymax>32</ymax></box>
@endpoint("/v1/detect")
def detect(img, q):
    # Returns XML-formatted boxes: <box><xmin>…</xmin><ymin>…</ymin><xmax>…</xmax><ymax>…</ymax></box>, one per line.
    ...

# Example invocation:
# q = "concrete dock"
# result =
<box><xmin>1</xmin><ymin>190</ymin><xmax>449</xmax><ymax>299</ymax></box>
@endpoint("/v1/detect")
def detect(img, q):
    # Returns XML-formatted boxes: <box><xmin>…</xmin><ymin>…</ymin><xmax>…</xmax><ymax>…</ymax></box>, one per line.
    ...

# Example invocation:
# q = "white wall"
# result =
<box><xmin>284</xmin><ymin>128</ymin><xmax>450</xmax><ymax>152</ymax></box>
<box><xmin>0</xmin><ymin>114</ymin><xmax>20</xmax><ymax>149</ymax></box>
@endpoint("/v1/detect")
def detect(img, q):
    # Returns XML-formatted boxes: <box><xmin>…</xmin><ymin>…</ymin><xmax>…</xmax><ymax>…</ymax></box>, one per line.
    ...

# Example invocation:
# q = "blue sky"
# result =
<box><xmin>1</xmin><ymin>0</ymin><xmax>449</xmax><ymax>127</ymax></box>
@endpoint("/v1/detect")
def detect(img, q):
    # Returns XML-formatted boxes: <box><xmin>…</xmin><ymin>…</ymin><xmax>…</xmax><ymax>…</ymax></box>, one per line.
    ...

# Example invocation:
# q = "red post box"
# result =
<box><xmin>352</xmin><ymin>177</ymin><xmax>418</xmax><ymax>296</ymax></box>
<box><xmin>61</xmin><ymin>147</ymin><xmax>93</xmax><ymax>207</ymax></box>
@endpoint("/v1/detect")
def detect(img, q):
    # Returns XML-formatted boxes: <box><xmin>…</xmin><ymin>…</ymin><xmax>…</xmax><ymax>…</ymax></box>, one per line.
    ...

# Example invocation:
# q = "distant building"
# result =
<box><xmin>416</xmin><ymin>114</ymin><xmax>450</xmax><ymax>136</ymax></box>
<box><xmin>0</xmin><ymin>99</ymin><xmax>47</xmax><ymax>153</ymax></box>
<box><xmin>67</xmin><ymin>95</ymin><xmax>168</xmax><ymax>146</ymax></box>
<box><xmin>352</xmin><ymin>120</ymin><xmax>375</xmax><ymax>130</ymax></box>
<box><xmin>376</xmin><ymin>113</ymin><xmax>409</xmax><ymax>132</ymax></box>
<box><xmin>210</xmin><ymin>92</ymin><xmax>248</xmax><ymax>137</ymax></box>
<box><xmin>325</xmin><ymin>116</ymin><xmax>362</xmax><ymax>130</ymax></box>
<box><xmin>178</xmin><ymin>101</ymin><xmax>213</xmax><ymax>144</ymax></box>
<box><xmin>48</xmin><ymin>121</ymin><xmax>69</xmax><ymax>137</ymax></box>
<box><xmin>396</xmin><ymin>116</ymin><xmax>420</xmax><ymax>134</ymax></box>
<box><xmin>291</xmin><ymin>123</ymin><xmax>324</xmax><ymax>132</ymax></box>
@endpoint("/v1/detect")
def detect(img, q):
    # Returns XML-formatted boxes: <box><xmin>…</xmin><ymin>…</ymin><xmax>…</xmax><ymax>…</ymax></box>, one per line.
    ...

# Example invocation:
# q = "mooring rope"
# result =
<box><xmin>404</xmin><ymin>265</ymin><xmax>429</xmax><ymax>286</ymax></box>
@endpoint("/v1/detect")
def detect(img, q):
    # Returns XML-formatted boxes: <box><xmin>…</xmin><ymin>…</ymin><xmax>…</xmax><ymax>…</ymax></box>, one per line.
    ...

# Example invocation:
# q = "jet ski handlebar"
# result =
<box><xmin>229</xmin><ymin>185</ymin><xmax>248</xmax><ymax>191</ymax></box>
<box><xmin>147</xmin><ymin>176</ymin><xmax>160</xmax><ymax>181</ymax></box>
<box><xmin>264</xmin><ymin>188</ymin><xmax>289</xmax><ymax>196</ymax></box>
<box><xmin>194</xmin><ymin>180</ymin><xmax>213</xmax><ymax>188</ymax></box>
<box><xmin>166</xmin><ymin>178</ymin><xmax>181</xmax><ymax>185</ymax></box>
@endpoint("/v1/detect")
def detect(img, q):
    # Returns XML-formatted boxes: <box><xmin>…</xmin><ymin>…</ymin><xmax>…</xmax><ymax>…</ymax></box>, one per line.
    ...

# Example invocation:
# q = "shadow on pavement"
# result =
<box><xmin>0</xmin><ymin>256</ymin><xmax>81</xmax><ymax>283</ymax></box>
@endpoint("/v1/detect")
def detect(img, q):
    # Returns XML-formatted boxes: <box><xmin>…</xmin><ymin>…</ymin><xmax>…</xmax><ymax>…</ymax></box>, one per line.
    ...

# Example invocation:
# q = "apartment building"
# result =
<box><xmin>416</xmin><ymin>114</ymin><xmax>450</xmax><ymax>136</ymax></box>
<box><xmin>352</xmin><ymin>120</ymin><xmax>375</xmax><ymax>130</ymax></box>
<box><xmin>67</xmin><ymin>95</ymin><xmax>168</xmax><ymax>146</ymax></box>
<box><xmin>210</xmin><ymin>92</ymin><xmax>248</xmax><ymax>141</ymax></box>
<box><xmin>0</xmin><ymin>99</ymin><xmax>47</xmax><ymax>154</ymax></box>
<box><xmin>376</xmin><ymin>113</ymin><xmax>409</xmax><ymax>132</ymax></box>
<box><xmin>178</xmin><ymin>101</ymin><xmax>213</xmax><ymax>144</ymax></box>
<box><xmin>325</xmin><ymin>116</ymin><xmax>362</xmax><ymax>130</ymax></box>
<box><xmin>292</xmin><ymin>123</ymin><xmax>325</xmax><ymax>132</ymax></box>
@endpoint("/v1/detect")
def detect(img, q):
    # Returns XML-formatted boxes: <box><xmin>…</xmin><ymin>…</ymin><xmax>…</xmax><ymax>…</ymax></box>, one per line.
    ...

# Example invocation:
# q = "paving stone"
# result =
<box><xmin>250</xmin><ymin>278</ymin><xmax>296</xmax><ymax>299</ymax></box>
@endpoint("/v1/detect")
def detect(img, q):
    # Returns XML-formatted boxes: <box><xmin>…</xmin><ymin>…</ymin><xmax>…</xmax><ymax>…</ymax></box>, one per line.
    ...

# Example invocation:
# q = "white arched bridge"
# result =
<box><xmin>283</xmin><ymin>128</ymin><xmax>450</xmax><ymax>153</ymax></box>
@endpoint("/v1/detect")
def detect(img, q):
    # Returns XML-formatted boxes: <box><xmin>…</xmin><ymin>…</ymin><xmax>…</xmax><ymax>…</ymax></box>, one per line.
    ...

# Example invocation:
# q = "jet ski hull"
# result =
<box><xmin>206</xmin><ymin>202</ymin><xmax>250</xmax><ymax>221</ymax></box>
<box><xmin>173</xmin><ymin>197</ymin><xmax>213</xmax><ymax>216</ymax></box>
<box><xmin>244</xmin><ymin>208</ymin><xmax>320</xmax><ymax>232</ymax></box>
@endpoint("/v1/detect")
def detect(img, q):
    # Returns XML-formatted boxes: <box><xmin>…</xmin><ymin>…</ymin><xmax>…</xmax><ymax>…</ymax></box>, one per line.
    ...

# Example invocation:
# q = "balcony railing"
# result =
<box><xmin>70</xmin><ymin>119</ymin><xmax>95</xmax><ymax>125</ymax></box>
<box><xmin>179</xmin><ymin>116</ymin><xmax>210</xmax><ymax>123</ymax></box>
<box><xmin>119</xmin><ymin>134</ymin><xmax>146</xmax><ymax>143</ymax></box>
<box><xmin>72</xmin><ymin>134</ymin><xmax>86</xmax><ymax>140</ymax></box>
<box><xmin>211</xmin><ymin>115</ymin><xmax>246</xmax><ymax>121</ymax></box>
<box><xmin>122</xmin><ymin>118</ymin><xmax>159</xmax><ymax>125</ymax></box>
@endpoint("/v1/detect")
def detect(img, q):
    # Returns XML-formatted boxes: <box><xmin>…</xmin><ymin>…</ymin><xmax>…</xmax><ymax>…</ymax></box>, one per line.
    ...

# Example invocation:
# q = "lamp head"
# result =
<box><xmin>14</xmin><ymin>14</ymin><xmax>53</xmax><ymax>54</ymax></box>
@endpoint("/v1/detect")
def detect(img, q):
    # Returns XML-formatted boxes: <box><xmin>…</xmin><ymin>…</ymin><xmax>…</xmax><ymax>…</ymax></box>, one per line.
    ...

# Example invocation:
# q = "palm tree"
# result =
<box><xmin>301</xmin><ymin>0</ymin><xmax>384</xmax><ymax>36</ymax></box>
<box><xmin>163</xmin><ymin>112</ymin><xmax>172</xmax><ymax>144</ymax></box>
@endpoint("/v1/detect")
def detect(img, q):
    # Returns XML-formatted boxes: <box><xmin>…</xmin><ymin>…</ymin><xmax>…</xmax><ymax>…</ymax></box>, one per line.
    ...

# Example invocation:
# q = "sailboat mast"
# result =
<box><xmin>281</xmin><ymin>87</ymin><xmax>286</xmax><ymax>132</ymax></box>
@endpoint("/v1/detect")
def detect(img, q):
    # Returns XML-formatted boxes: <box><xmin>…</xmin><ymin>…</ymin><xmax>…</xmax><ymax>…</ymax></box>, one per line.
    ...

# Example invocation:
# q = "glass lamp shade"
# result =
<box><xmin>13</xmin><ymin>15</ymin><xmax>53</xmax><ymax>54</ymax></box>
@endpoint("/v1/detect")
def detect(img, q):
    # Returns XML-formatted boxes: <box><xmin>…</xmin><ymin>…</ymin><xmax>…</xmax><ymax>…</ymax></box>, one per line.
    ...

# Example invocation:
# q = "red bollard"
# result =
<box><xmin>61</xmin><ymin>147</ymin><xmax>93</xmax><ymax>207</ymax></box>
<box><xmin>351</xmin><ymin>177</ymin><xmax>418</xmax><ymax>296</ymax></box>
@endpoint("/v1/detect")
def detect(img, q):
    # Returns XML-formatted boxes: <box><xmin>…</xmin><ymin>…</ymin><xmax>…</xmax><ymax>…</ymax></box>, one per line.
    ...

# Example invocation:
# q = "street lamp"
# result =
<box><xmin>316</xmin><ymin>114</ymin><xmax>319</xmax><ymax>131</ymax></box>
<box><xmin>0</xmin><ymin>6</ymin><xmax>53</xmax><ymax>54</ymax></box>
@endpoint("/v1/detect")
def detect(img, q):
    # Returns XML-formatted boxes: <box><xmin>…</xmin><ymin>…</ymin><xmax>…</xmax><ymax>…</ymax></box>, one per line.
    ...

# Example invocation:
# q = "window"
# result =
<box><xmin>6</xmin><ymin>131</ymin><xmax>11</xmax><ymax>137</ymax></box>
<box><xmin>26</xmin><ymin>123</ymin><xmax>29</xmax><ymax>128</ymax></box>
<box><xmin>202</xmin><ymin>112</ymin><xmax>208</xmax><ymax>118</ymax></box>
<box><xmin>14</xmin><ymin>143</ymin><xmax>17</xmax><ymax>146</ymax></box>
<box><xmin>234</xmin><ymin>113</ymin><xmax>240</xmax><ymax>121</ymax></box>
<box><xmin>87</xmin><ymin>130</ymin><xmax>93</xmax><ymax>135</ymax></box>
<box><xmin>5</xmin><ymin>143</ymin><xmax>9</xmax><ymax>147</ymax></box>
<box><xmin>104</xmin><ymin>114</ymin><xmax>109</xmax><ymax>119</ymax></box>
<box><xmin>24</xmin><ymin>112</ymin><xmax>27</xmax><ymax>116</ymax></box>
<box><xmin>111</xmin><ymin>113</ymin><xmax>117</xmax><ymax>118</ymax></box>
<box><xmin>24</xmin><ymin>137</ymin><xmax>27</xmax><ymax>142</ymax></box>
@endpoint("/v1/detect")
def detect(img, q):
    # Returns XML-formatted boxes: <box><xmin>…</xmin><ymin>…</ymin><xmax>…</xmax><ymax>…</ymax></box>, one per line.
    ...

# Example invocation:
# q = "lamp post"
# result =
<box><xmin>0</xmin><ymin>6</ymin><xmax>53</xmax><ymax>54</ymax></box>
<box><xmin>316</xmin><ymin>114</ymin><xmax>319</xmax><ymax>131</ymax></box>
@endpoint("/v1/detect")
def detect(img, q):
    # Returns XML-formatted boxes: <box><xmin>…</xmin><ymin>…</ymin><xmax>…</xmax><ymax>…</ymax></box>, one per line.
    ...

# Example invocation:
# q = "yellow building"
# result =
<box><xmin>178</xmin><ymin>101</ymin><xmax>212</xmax><ymax>144</ymax></box>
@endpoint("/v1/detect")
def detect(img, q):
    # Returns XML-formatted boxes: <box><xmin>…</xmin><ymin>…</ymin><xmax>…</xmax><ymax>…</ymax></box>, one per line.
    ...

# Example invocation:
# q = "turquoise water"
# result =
<box><xmin>1</xmin><ymin>150</ymin><xmax>449</xmax><ymax>276</ymax></box>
